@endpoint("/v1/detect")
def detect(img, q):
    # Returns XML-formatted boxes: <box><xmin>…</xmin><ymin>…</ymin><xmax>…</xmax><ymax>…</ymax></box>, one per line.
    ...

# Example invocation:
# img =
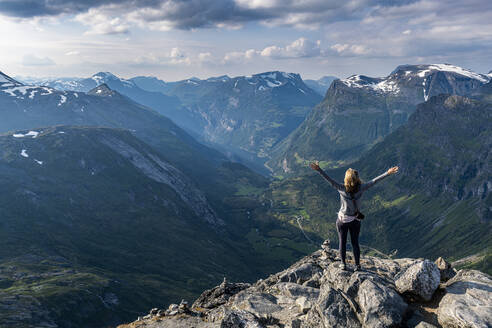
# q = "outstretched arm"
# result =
<box><xmin>310</xmin><ymin>162</ymin><xmax>345</xmax><ymax>191</ymax></box>
<box><xmin>361</xmin><ymin>166</ymin><xmax>399</xmax><ymax>191</ymax></box>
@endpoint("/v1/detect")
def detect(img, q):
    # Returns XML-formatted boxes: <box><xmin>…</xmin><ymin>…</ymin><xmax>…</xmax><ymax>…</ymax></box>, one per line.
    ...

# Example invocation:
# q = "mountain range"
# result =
<box><xmin>267</xmin><ymin>64</ymin><xmax>491</xmax><ymax>175</ymax></box>
<box><xmin>2</xmin><ymin>64</ymin><xmax>491</xmax><ymax>327</ymax></box>
<box><xmin>0</xmin><ymin>72</ymin><xmax>318</xmax><ymax>327</ymax></box>
<box><xmin>22</xmin><ymin>71</ymin><xmax>323</xmax><ymax>168</ymax></box>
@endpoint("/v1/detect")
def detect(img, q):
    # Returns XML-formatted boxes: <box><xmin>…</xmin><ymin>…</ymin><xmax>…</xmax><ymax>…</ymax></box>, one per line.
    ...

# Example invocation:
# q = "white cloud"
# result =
<box><xmin>223</xmin><ymin>49</ymin><xmax>259</xmax><ymax>63</ymax></box>
<box><xmin>197</xmin><ymin>52</ymin><xmax>213</xmax><ymax>64</ymax></box>
<box><xmin>331</xmin><ymin>43</ymin><xmax>369</xmax><ymax>56</ymax></box>
<box><xmin>74</xmin><ymin>8</ymin><xmax>129</xmax><ymax>35</ymax></box>
<box><xmin>21</xmin><ymin>54</ymin><xmax>55</xmax><ymax>66</ymax></box>
<box><xmin>261</xmin><ymin>38</ymin><xmax>321</xmax><ymax>58</ymax></box>
<box><xmin>65</xmin><ymin>51</ymin><xmax>80</xmax><ymax>56</ymax></box>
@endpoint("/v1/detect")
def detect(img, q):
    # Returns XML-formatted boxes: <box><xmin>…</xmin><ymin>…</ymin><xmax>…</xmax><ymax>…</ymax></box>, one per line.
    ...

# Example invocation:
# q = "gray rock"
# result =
<box><xmin>193</xmin><ymin>281</ymin><xmax>251</xmax><ymax>310</ymax></box>
<box><xmin>278</xmin><ymin>262</ymin><xmax>322</xmax><ymax>285</ymax></box>
<box><xmin>406</xmin><ymin>309</ymin><xmax>438</xmax><ymax>328</ymax></box>
<box><xmin>304</xmin><ymin>284</ymin><xmax>360</xmax><ymax>328</ymax></box>
<box><xmin>435</xmin><ymin>257</ymin><xmax>456</xmax><ymax>282</ymax></box>
<box><xmin>274</xmin><ymin>282</ymin><xmax>320</xmax><ymax>300</ymax></box>
<box><xmin>232</xmin><ymin>292</ymin><xmax>282</xmax><ymax>316</ymax></box>
<box><xmin>357</xmin><ymin>279</ymin><xmax>407</xmax><ymax>328</ymax></box>
<box><xmin>295</xmin><ymin>297</ymin><xmax>313</xmax><ymax>314</ymax></box>
<box><xmin>220</xmin><ymin>310</ymin><xmax>264</xmax><ymax>328</ymax></box>
<box><xmin>438</xmin><ymin>270</ymin><xmax>492</xmax><ymax>328</ymax></box>
<box><xmin>415</xmin><ymin>322</ymin><xmax>438</xmax><ymax>328</ymax></box>
<box><xmin>120</xmin><ymin>251</ymin><xmax>492</xmax><ymax>328</ymax></box>
<box><xmin>395</xmin><ymin>259</ymin><xmax>440</xmax><ymax>301</ymax></box>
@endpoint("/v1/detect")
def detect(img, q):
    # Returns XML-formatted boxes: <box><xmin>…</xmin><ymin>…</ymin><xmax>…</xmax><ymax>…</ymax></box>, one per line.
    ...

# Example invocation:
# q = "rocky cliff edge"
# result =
<box><xmin>118</xmin><ymin>245</ymin><xmax>492</xmax><ymax>328</ymax></box>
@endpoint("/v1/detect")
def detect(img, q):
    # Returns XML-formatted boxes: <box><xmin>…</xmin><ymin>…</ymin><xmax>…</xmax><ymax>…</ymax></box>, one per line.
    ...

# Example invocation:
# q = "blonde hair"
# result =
<box><xmin>344</xmin><ymin>168</ymin><xmax>362</xmax><ymax>193</ymax></box>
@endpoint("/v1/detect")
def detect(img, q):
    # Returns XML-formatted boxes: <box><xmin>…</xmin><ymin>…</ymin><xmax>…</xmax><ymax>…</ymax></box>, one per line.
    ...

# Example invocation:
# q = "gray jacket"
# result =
<box><xmin>318</xmin><ymin>170</ymin><xmax>390</xmax><ymax>216</ymax></box>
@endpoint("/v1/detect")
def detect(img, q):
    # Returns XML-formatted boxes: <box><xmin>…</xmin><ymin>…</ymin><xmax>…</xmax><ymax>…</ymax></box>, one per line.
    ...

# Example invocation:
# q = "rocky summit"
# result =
<box><xmin>117</xmin><ymin>245</ymin><xmax>492</xmax><ymax>328</ymax></box>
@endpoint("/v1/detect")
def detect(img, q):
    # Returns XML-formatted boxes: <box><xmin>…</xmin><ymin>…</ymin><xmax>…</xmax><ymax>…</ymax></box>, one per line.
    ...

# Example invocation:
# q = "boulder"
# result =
<box><xmin>274</xmin><ymin>282</ymin><xmax>320</xmax><ymax>300</ymax></box>
<box><xmin>357</xmin><ymin>279</ymin><xmax>407</xmax><ymax>328</ymax></box>
<box><xmin>395</xmin><ymin>259</ymin><xmax>440</xmax><ymax>301</ymax></box>
<box><xmin>278</xmin><ymin>262</ymin><xmax>323</xmax><ymax>285</ymax></box>
<box><xmin>220</xmin><ymin>310</ymin><xmax>264</xmax><ymax>328</ymax></box>
<box><xmin>232</xmin><ymin>292</ymin><xmax>282</xmax><ymax>316</ymax></box>
<box><xmin>435</xmin><ymin>257</ymin><xmax>456</xmax><ymax>282</ymax></box>
<box><xmin>193</xmin><ymin>280</ymin><xmax>251</xmax><ymax>310</ymax></box>
<box><xmin>304</xmin><ymin>284</ymin><xmax>360</xmax><ymax>328</ymax></box>
<box><xmin>437</xmin><ymin>270</ymin><xmax>492</xmax><ymax>328</ymax></box>
<box><xmin>295</xmin><ymin>296</ymin><xmax>313</xmax><ymax>314</ymax></box>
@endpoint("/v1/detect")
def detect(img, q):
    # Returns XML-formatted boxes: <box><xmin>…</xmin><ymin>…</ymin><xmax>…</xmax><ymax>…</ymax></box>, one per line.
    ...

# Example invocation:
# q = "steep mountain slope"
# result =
<box><xmin>261</xmin><ymin>92</ymin><xmax>491</xmax><ymax>273</ymax></box>
<box><xmin>268</xmin><ymin>64</ymin><xmax>490</xmax><ymax>175</ymax></box>
<box><xmin>304</xmin><ymin>75</ymin><xmax>337</xmax><ymax>96</ymax></box>
<box><xmin>0</xmin><ymin>126</ymin><xmax>279</xmax><ymax>328</ymax></box>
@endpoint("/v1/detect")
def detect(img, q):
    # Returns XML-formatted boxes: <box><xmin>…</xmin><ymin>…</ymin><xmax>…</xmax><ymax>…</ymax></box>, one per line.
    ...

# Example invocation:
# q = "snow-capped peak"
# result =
<box><xmin>341</xmin><ymin>64</ymin><xmax>490</xmax><ymax>95</ymax></box>
<box><xmin>91</xmin><ymin>72</ymin><xmax>134</xmax><ymax>87</ymax></box>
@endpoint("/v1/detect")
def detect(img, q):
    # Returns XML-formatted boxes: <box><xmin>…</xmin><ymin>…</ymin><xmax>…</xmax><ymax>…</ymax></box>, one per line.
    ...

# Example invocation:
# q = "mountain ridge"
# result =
<box><xmin>267</xmin><ymin>63</ymin><xmax>491</xmax><ymax>175</ymax></box>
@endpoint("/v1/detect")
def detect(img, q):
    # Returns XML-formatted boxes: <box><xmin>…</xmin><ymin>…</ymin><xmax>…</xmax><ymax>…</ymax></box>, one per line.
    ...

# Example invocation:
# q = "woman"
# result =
<box><xmin>309</xmin><ymin>163</ymin><xmax>399</xmax><ymax>271</ymax></box>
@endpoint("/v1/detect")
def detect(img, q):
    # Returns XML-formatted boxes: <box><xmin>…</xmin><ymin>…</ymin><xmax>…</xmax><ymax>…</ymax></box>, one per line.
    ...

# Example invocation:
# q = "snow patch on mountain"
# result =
<box><xmin>13</xmin><ymin>131</ymin><xmax>39</xmax><ymax>139</ymax></box>
<box><xmin>58</xmin><ymin>95</ymin><xmax>67</xmax><ymax>106</ymax></box>
<box><xmin>40</xmin><ymin>87</ymin><xmax>53</xmax><ymax>95</ymax></box>
<box><xmin>418</xmin><ymin>64</ymin><xmax>489</xmax><ymax>82</ymax></box>
<box><xmin>2</xmin><ymin>86</ymin><xmax>32</xmax><ymax>97</ymax></box>
<box><xmin>21</xmin><ymin>149</ymin><xmax>29</xmax><ymax>158</ymax></box>
<box><xmin>342</xmin><ymin>75</ymin><xmax>400</xmax><ymax>94</ymax></box>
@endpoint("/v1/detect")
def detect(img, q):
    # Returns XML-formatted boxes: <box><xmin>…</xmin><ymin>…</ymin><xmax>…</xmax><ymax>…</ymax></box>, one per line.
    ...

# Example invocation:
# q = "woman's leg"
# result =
<box><xmin>336</xmin><ymin>219</ymin><xmax>349</xmax><ymax>265</ymax></box>
<box><xmin>349</xmin><ymin>220</ymin><xmax>361</xmax><ymax>266</ymax></box>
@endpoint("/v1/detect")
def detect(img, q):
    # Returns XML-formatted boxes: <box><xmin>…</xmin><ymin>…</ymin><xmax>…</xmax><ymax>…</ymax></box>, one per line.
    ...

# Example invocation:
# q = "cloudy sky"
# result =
<box><xmin>1</xmin><ymin>0</ymin><xmax>491</xmax><ymax>81</ymax></box>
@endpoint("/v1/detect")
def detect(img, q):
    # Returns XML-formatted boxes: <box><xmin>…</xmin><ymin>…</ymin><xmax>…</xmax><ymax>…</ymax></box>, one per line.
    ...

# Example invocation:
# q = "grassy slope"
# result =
<box><xmin>0</xmin><ymin>126</ymin><xmax>318</xmax><ymax>328</ymax></box>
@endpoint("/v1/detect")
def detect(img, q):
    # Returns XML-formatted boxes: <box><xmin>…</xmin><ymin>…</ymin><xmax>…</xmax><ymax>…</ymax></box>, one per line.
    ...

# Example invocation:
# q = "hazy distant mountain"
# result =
<box><xmin>27</xmin><ymin>71</ymin><xmax>322</xmax><ymax>167</ymax></box>
<box><xmin>130</xmin><ymin>75</ymin><xmax>172</xmax><ymax>93</ymax></box>
<box><xmin>267</xmin><ymin>64</ymin><xmax>490</xmax><ymax>175</ymax></box>
<box><xmin>304</xmin><ymin>75</ymin><xmax>338</xmax><ymax>96</ymax></box>
<box><xmin>22</xmin><ymin>72</ymin><xmax>190</xmax><ymax>128</ymax></box>
<box><xmin>0</xmin><ymin>73</ymin><xmax>223</xmax><ymax>182</ymax></box>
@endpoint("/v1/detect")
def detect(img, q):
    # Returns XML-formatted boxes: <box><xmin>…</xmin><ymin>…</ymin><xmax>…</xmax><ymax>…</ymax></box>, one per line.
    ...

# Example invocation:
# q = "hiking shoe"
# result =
<box><xmin>354</xmin><ymin>265</ymin><xmax>362</xmax><ymax>272</ymax></box>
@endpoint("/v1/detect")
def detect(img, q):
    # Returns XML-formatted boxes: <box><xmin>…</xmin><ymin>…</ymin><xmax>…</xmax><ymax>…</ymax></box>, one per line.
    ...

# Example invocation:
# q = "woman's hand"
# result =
<box><xmin>309</xmin><ymin>162</ymin><xmax>321</xmax><ymax>171</ymax></box>
<box><xmin>387</xmin><ymin>166</ymin><xmax>399</xmax><ymax>175</ymax></box>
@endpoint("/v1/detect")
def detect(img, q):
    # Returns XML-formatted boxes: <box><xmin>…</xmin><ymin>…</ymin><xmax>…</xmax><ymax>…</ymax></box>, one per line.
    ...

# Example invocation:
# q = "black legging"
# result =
<box><xmin>336</xmin><ymin>219</ymin><xmax>361</xmax><ymax>266</ymax></box>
